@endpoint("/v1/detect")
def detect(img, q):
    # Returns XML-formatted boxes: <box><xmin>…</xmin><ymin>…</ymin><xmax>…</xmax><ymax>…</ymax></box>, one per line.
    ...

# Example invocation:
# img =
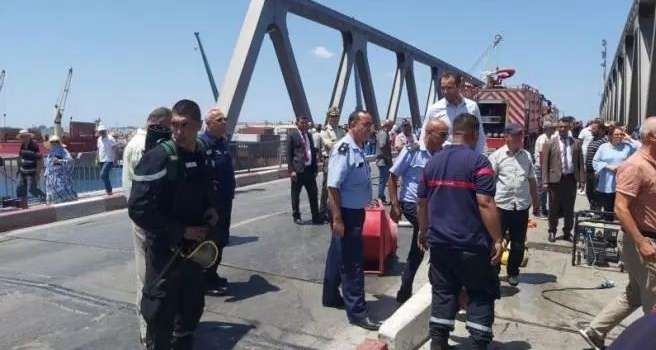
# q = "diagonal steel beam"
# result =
<box><xmin>355</xmin><ymin>46</ymin><xmax>380</xmax><ymax>126</ymax></box>
<box><xmin>268</xmin><ymin>16</ymin><xmax>312</xmax><ymax>122</ymax></box>
<box><xmin>386</xmin><ymin>53</ymin><xmax>407</xmax><ymax>123</ymax></box>
<box><xmin>424</xmin><ymin>67</ymin><xmax>440</xmax><ymax>117</ymax></box>
<box><xmin>405</xmin><ymin>60</ymin><xmax>422</xmax><ymax>129</ymax></box>
<box><xmin>328</xmin><ymin>32</ymin><xmax>355</xmax><ymax>123</ymax></box>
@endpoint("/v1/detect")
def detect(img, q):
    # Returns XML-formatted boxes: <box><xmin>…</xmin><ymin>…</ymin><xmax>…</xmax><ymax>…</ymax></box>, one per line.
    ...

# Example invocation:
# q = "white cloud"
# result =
<box><xmin>311</xmin><ymin>46</ymin><xmax>335</xmax><ymax>59</ymax></box>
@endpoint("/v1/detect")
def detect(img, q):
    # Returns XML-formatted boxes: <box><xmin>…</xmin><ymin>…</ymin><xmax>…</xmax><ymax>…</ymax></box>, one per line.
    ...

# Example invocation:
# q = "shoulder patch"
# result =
<box><xmin>338</xmin><ymin>143</ymin><xmax>349</xmax><ymax>154</ymax></box>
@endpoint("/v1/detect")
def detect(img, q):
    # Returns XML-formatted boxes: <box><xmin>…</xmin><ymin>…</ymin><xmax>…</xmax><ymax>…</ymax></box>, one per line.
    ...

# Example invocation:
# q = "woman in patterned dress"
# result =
<box><xmin>44</xmin><ymin>136</ymin><xmax>77</xmax><ymax>204</ymax></box>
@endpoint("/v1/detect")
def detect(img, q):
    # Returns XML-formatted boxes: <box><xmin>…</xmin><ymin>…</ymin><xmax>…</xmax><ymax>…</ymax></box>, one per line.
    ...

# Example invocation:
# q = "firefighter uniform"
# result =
<box><xmin>418</xmin><ymin>144</ymin><xmax>500</xmax><ymax>348</ymax></box>
<box><xmin>128</xmin><ymin>141</ymin><xmax>213</xmax><ymax>350</ymax></box>
<box><xmin>321</xmin><ymin>133</ymin><xmax>372</xmax><ymax>323</ymax></box>
<box><xmin>200</xmin><ymin>131</ymin><xmax>236</xmax><ymax>291</ymax></box>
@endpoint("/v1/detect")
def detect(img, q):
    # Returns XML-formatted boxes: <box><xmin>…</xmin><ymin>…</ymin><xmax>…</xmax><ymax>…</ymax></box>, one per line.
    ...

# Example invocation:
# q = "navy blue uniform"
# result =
<box><xmin>418</xmin><ymin>144</ymin><xmax>499</xmax><ymax>346</ymax></box>
<box><xmin>200</xmin><ymin>132</ymin><xmax>236</xmax><ymax>283</ymax></box>
<box><xmin>128</xmin><ymin>142</ymin><xmax>213</xmax><ymax>350</ymax></box>
<box><xmin>322</xmin><ymin>133</ymin><xmax>372</xmax><ymax>322</ymax></box>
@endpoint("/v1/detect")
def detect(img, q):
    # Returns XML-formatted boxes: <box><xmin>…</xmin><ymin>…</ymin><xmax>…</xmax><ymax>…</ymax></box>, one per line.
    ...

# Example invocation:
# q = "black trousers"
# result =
<box><xmin>319</xmin><ymin>158</ymin><xmax>330</xmax><ymax>218</ymax></box>
<box><xmin>206</xmin><ymin>199</ymin><xmax>233</xmax><ymax>279</ymax></box>
<box><xmin>548</xmin><ymin>174</ymin><xmax>577</xmax><ymax>235</ymax></box>
<box><xmin>499</xmin><ymin>208</ymin><xmax>529</xmax><ymax>276</ymax></box>
<box><xmin>596</xmin><ymin>192</ymin><xmax>616</xmax><ymax>221</ymax></box>
<box><xmin>585</xmin><ymin>171</ymin><xmax>601</xmax><ymax>211</ymax></box>
<box><xmin>144</xmin><ymin>258</ymin><xmax>205</xmax><ymax>350</ymax></box>
<box><xmin>322</xmin><ymin>208</ymin><xmax>368</xmax><ymax>322</ymax></box>
<box><xmin>429</xmin><ymin>247</ymin><xmax>499</xmax><ymax>344</ymax></box>
<box><xmin>291</xmin><ymin>170</ymin><xmax>319</xmax><ymax>221</ymax></box>
<box><xmin>399</xmin><ymin>201</ymin><xmax>424</xmax><ymax>294</ymax></box>
<box><xmin>16</xmin><ymin>173</ymin><xmax>45</xmax><ymax>201</ymax></box>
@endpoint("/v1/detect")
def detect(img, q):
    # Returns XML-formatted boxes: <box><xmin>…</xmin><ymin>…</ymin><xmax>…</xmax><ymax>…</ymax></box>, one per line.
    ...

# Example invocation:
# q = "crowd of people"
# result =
<box><xmin>12</xmin><ymin>68</ymin><xmax>656</xmax><ymax>349</ymax></box>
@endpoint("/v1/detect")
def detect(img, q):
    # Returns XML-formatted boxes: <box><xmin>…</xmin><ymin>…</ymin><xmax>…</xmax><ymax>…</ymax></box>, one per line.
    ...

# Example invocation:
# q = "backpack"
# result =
<box><xmin>158</xmin><ymin>137</ymin><xmax>210</xmax><ymax>182</ymax></box>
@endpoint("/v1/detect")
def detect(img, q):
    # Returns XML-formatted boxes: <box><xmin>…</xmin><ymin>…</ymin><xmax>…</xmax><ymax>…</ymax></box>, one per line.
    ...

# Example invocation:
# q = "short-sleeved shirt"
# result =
<box><xmin>327</xmin><ymin>133</ymin><xmax>372</xmax><ymax>209</ymax></box>
<box><xmin>488</xmin><ymin>145</ymin><xmax>536</xmax><ymax>211</ymax></box>
<box><xmin>616</xmin><ymin>148</ymin><xmax>656</xmax><ymax>233</ymax></box>
<box><xmin>418</xmin><ymin>144</ymin><xmax>496</xmax><ymax>253</ymax></box>
<box><xmin>98</xmin><ymin>136</ymin><xmax>117</xmax><ymax>162</ymax></box>
<box><xmin>419</xmin><ymin>97</ymin><xmax>487</xmax><ymax>154</ymax></box>
<box><xmin>389</xmin><ymin>146</ymin><xmax>431</xmax><ymax>203</ymax></box>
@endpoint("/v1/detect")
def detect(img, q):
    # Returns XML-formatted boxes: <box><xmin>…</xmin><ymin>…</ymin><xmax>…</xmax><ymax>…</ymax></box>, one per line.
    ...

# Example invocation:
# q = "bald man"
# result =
<box><xmin>376</xmin><ymin>120</ymin><xmax>395</xmax><ymax>203</ymax></box>
<box><xmin>389</xmin><ymin>119</ymin><xmax>449</xmax><ymax>303</ymax></box>
<box><xmin>580</xmin><ymin>116</ymin><xmax>656</xmax><ymax>349</ymax></box>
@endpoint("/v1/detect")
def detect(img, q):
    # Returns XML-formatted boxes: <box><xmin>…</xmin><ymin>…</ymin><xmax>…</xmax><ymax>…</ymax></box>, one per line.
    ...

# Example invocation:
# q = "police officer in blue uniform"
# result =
<box><xmin>388</xmin><ymin>119</ymin><xmax>449</xmax><ymax>304</ymax></box>
<box><xmin>321</xmin><ymin>110</ymin><xmax>381</xmax><ymax>331</ymax></box>
<box><xmin>200</xmin><ymin>107</ymin><xmax>236</xmax><ymax>296</ymax></box>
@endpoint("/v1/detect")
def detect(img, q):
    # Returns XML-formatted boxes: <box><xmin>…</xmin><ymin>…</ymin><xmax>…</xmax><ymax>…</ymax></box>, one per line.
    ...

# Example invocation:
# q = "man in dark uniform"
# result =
<box><xmin>16</xmin><ymin>129</ymin><xmax>46</xmax><ymax>205</ymax></box>
<box><xmin>201</xmin><ymin>107</ymin><xmax>236</xmax><ymax>296</ymax></box>
<box><xmin>128</xmin><ymin>99</ymin><xmax>215</xmax><ymax>350</ymax></box>
<box><xmin>322</xmin><ymin>110</ymin><xmax>381</xmax><ymax>331</ymax></box>
<box><xmin>418</xmin><ymin>113</ymin><xmax>503</xmax><ymax>350</ymax></box>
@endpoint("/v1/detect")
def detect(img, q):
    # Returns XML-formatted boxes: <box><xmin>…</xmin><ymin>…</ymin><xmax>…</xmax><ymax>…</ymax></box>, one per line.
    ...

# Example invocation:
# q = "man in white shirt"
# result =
<box><xmin>120</xmin><ymin>107</ymin><xmax>172</xmax><ymax>347</ymax></box>
<box><xmin>393</xmin><ymin>119</ymin><xmax>417</xmax><ymax>152</ymax></box>
<box><xmin>489</xmin><ymin>124</ymin><xmax>539</xmax><ymax>286</ymax></box>
<box><xmin>534</xmin><ymin>120</ymin><xmax>556</xmax><ymax>218</ymax></box>
<box><xmin>97</xmin><ymin>124</ymin><xmax>117</xmax><ymax>195</ymax></box>
<box><xmin>419</xmin><ymin>71</ymin><xmax>487</xmax><ymax>154</ymax></box>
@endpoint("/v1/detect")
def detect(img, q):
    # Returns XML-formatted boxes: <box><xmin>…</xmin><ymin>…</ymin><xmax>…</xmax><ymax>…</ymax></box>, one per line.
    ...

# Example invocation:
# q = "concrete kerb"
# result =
<box><xmin>0</xmin><ymin>167</ymin><xmax>291</xmax><ymax>233</ymax></box>
<box><xmin>378</xmin><ymin>283</ymin><xmax>431</xmax><ymax>350</ymax></box>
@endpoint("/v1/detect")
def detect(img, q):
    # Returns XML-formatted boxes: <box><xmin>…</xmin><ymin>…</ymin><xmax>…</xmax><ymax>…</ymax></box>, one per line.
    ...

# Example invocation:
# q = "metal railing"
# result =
<box><xmin>0</xmin><ymin>156</ymin><xmax>122</xmax><ymax>199</ymax></box>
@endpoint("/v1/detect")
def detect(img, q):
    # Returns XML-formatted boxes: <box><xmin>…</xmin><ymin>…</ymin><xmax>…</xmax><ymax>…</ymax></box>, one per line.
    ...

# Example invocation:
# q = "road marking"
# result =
<box><xmin>230</xmin><ymin>211</ymin><xmax>287</xmax><ymax>229</ymax></box>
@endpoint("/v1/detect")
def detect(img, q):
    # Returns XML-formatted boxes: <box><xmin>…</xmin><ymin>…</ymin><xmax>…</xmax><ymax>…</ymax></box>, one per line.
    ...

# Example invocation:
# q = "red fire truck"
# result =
<box><xmin>470</xmin><ymin>69</ymin><xmax>554</xmax><ymax>152</ymax></box>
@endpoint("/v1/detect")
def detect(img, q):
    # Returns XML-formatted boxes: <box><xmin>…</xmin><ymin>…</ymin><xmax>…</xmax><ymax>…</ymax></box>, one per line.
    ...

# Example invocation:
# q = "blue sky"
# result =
<box><xmin>0</xmin><ymin>0</ymin><xmax>632</xmax><ymax>128</ymax></box>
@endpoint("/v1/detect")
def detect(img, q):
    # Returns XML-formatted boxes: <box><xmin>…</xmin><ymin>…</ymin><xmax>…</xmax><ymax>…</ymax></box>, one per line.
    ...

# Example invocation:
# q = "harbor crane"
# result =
<box><xmin>0</xmin><ymin>70</ymin><xmax>5</xmax><ymax>96</ymax></box>
<box><xmin>52</xmin><ymin>68</ymin><xmax>72</xmax><ymax>138</ymax></box>
<box><xmin>194</xmin><ymin>32</ymin><xmax>219</xmax><ymax>101</ymax></box>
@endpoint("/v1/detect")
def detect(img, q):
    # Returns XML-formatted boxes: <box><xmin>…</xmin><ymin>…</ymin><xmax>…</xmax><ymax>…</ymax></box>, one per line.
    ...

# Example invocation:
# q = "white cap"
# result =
<box><xmin>97</xmin><ymin>125</ymin><xmax>107</xmax><ymax>132</ymax></box>
<box><xmin>49</xmin><ymin>135</ymin><xmax>61</xmax><ymax>143</ymax></box>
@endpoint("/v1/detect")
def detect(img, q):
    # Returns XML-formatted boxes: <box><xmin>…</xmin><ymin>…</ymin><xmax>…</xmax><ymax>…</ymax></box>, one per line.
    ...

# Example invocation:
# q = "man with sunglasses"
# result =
<box><xmin>201</xmin><ymin>107</ymin><xmax>236</xmax><ymax>296</ymax></box>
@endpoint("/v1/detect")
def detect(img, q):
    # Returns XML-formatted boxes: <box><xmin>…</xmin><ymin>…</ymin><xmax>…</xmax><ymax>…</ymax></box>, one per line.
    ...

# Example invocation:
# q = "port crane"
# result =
<box><xmin>52</xmin><ymin>68</ymin><xmax>73</xmax><ymax>137</ymax></box>
<box><xmin>194</xmin><ymin>32</ymin><xmax>219</xmax><ymax>101</ymax></box>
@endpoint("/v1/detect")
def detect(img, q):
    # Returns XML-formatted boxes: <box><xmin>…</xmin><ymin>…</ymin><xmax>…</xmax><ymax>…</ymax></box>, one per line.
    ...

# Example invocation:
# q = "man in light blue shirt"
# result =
<box><xmin>388</xmin><ymin>119</ymin><xmax>448</xmax><ymax>303</ymax></box>
<box><xmin>322</xmin><ymin>110</ymin><xmax>381</xmax><ymax>331</ymax></box>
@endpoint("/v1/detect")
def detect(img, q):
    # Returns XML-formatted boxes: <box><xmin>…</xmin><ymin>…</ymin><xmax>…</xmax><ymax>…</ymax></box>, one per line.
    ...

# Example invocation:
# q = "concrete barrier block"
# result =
<box><xmin>55</xmin><ymin>197</ymin><xmax>106</xmax><ymax>221</ymax></box>
<box><xmin>378</xmin><ymin>283</ymin><xmax>431</xmax><ymax>350</ymax></box>
<box><xmin>0</xmin><ymin>206</ymin><xmax>57</xmax><ymax>232</ymax></box>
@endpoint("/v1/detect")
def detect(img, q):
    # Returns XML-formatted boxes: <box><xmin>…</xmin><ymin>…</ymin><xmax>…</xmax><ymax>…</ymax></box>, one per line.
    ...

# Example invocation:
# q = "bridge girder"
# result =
<box><xmin>216</xmin><ymin>0</ymin><xmax>483</xmax><ymax>136</ymax></box>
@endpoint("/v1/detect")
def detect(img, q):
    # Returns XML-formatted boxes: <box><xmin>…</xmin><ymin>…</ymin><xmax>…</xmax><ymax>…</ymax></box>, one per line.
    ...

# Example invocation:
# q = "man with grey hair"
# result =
<box><xmin>121</xmin><ymin>106</ymin><xmax>172</xmax><ymax>347</ymax></box>
<box><xmin>579</xmin><ymin>116</ymin><xmax>656</xmax><ymax>349</ymax></box>
<box><xmin>376</xmin><ymin>119</ymin><xmax>394</xmax><ymax>203</ymax></box>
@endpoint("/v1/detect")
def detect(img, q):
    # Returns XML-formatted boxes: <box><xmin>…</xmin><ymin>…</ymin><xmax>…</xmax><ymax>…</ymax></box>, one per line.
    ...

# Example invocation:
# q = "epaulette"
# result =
<box><xmin>338</xmin><ymin>143</ymin><xmax>349</xmax><ymax>154</ymax></box>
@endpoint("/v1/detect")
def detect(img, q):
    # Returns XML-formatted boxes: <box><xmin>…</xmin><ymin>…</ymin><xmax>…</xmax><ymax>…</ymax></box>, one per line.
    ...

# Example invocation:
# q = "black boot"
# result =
<box><xmin>430</xmin><ymin>338</ymin><xmax>449</xmax><ymax>350</ymax></box>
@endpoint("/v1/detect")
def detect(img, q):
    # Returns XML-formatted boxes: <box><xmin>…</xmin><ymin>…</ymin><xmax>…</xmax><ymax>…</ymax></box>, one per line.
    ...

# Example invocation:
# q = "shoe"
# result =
<box><xmin>548</xmin><ymin>231</ymin><xmax>556</xmax><ymax>242</ymax></box>
<box><xmin>312</xmin><ymin>217</ymin><xmax>324</xmax><ymax>225</ymax></box>
<box><xmin>562</xmin><ymin>233</ymin><xmax>572</xmax><ymax>242</ymax></box>
<box><xmin>508</xmin><ymin>275</ymin><xmax>519</xmax><ymax>286</ymax></box>
<box><xmin>205</xmin><ymin>275</ymin><xmax>229</xmax><ymax>296</ymax></box>
<box><xmin>396</xmin><ymin>288</ymin><xmax>412</xmax><ymax>304</ymax></box>
<box><xmin>578</xmin><ymin>327</ymin><xmax>604</xmax><ymax>350</ymax></box>
<box><xmin>350</xmin><ymin>317</ymin><xmax>381</xmax><ymax>331</ymax></box>
<box><xmin>294</xmin><ymin>218</ymin><xmax>303</xmax><ymax>225</ymax></box>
